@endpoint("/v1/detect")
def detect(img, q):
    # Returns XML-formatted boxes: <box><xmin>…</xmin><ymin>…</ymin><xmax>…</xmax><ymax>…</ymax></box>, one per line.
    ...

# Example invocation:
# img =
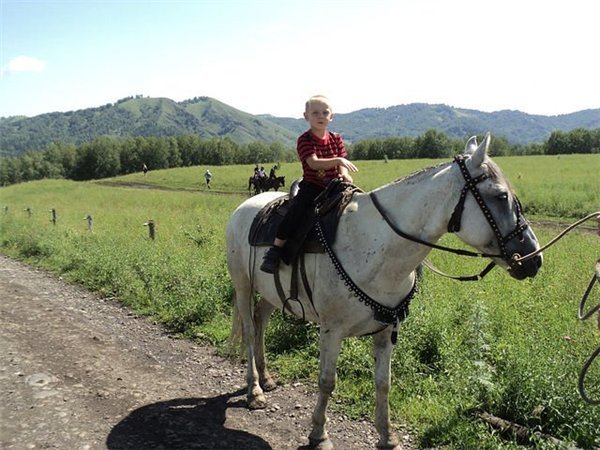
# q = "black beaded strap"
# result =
<box><xmin>449</xmin><ymin>155</ymin><xmax>529</xmax><ymax>258</ymax></box>
<box><xmin>315</xmin><ymin>220</ymin><xmax>415</xmax><ymax>326</ymax></box>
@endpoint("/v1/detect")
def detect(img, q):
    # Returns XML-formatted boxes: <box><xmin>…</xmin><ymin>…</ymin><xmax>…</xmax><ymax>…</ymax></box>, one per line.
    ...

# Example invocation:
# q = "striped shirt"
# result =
<box><xmin>297</xmin><ymin>130</ymin><xmax>347</xmax><ymax>188</ymax></box>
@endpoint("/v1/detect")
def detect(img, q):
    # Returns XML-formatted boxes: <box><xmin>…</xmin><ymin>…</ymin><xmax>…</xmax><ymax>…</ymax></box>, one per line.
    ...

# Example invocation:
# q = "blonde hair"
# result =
<box><xmin>305</xmin><ymin>95</ymin><xmax>332</xmax><ymax>112</ymax></box>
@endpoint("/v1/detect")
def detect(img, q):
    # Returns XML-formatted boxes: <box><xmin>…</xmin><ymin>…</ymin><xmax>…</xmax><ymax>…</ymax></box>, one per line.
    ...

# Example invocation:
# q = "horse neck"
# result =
<box><xmin>338</xmin><ymin>162</ymin><xmax>461</xmax><ymax>279</ymax></box>
<box><xmin>372</xmin><ymin>161</ymin><xmax>460</xmax><ymax>241</ymax></box>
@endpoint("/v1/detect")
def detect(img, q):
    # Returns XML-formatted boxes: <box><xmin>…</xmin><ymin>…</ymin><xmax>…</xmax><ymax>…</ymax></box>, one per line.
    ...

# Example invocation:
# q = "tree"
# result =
<box><xmin>567</xmin><ymin>128</ymin><xmax>592</xmax><ymax>154</ymax></box>
<box><xmin>487</xmin><ymin>135</ymin><xmax>511</xmax><ymax>156</ymax></box>
<box><xmin>415</xmin><ymin>129</ymin><xmax>452</xmax><ymax>158</ymax></box>
<box><xmin>72</xmin><ymin>137</ymin><xmax>120</xmax><ymax>180</ymax></box>
<box><xmin>44</xmin><ymin>141</ymin><xmax>76</xmax><ymax>178</ymax></box>
<box><xmin>545</xmin><ymin>131</ymin><xmax>569</xmax><ymax>155</ymax></box>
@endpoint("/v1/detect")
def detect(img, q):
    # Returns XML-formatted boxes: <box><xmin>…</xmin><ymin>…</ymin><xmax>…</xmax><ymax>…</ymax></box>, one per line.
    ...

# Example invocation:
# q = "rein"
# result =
<box><xmin>577</xmin><ymin>260</ymin><xmax>600</xmax><ymax>405</ymax></box>
<box><xmin>369</xmin><ymin>155</ymin><xmax>528</xmax><ymax>281</ymax></box>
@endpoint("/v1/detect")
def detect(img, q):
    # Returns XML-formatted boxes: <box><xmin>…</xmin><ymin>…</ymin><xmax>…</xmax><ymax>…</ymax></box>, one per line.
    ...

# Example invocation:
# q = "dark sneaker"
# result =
<box><xmin>260</xmin><ymin>246</ymin><xmax>281</xmax><ymax>274</ymax></box>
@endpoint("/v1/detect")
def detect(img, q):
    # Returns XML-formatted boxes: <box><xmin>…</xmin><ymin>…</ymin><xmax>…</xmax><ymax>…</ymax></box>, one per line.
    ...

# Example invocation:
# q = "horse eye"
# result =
<box><xmin>497</xmin><ymin>192</ymin><xmax>509</xmax><ymax>201</ymax></box>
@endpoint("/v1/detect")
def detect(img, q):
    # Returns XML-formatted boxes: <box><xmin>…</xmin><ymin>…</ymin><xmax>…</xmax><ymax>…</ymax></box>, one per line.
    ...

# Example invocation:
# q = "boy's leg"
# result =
<box><xmin>260</xmin><ymin>182</ymin><xmax>321</xmax><ymax>274</ymax></box>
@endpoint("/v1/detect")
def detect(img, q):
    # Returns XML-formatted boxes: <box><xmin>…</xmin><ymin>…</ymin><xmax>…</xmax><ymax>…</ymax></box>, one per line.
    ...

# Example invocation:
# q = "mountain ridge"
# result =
<box><xmin>1</xmin><ymin>96</ymin><xmax>599</xmax><ymax>156</ymax></box>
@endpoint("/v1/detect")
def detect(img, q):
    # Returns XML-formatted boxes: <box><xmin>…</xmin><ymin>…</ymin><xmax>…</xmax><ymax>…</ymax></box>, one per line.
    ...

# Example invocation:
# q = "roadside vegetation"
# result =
<box><xmin>1</xmin><ymin>155</ymin><xmax>599</xmax><ymax>449</ymax></box>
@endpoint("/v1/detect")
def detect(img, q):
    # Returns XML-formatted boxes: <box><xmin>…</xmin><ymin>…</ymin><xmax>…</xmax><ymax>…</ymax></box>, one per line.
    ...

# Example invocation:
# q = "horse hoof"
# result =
<box><xmin>309</xmin><ymin>437</ymin><xmax>333</xmax><ymax>450</ymax></box>
<box><xmin>247</xmin><ymin>395</ymin><xmax>267</xmax><ymax>410</ymax></box>
<box><xmin>261</xmin><ymin>377</ymin><xmax>277</xmax><ymax>392</ymax></box>
<box><xmin>377</xmin><ymin>438</ymin><xmax>401</xmax><ymax>450</ymax></box>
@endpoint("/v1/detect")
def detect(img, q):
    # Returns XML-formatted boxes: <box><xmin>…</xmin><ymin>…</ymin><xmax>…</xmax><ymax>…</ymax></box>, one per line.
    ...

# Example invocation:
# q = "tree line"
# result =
<box><xmin>0</xmin><ymin>135</ymin><xmax>292</xmax><ymax>186</ymax></box>
<box><xmin>351</xmin><ymin>128</ymin><xmax>600</xmax><ymax>159</ymax></box>
<box><xmin>1</xmin><ymin>128</ymin><xmax>599</xmax><ymax>186</ymax></box>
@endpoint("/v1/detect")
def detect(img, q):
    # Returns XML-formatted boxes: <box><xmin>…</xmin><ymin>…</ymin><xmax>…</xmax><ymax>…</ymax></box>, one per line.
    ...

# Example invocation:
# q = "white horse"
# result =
<box><xmin>226</xmin><ymin>134</ymin><xmax>542</xmax><ymax>449</ymax></box>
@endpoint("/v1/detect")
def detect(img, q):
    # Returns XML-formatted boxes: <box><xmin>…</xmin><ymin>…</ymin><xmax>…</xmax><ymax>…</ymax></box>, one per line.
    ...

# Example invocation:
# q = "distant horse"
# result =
<box><xmin>263</xmin><ymin>176</ymin><xmax>285</xmax><ymax>192</ymax></box>
<box><xmin>248</xmin><ymin>176</ymin><xmax>263</xmax><ymax>196</ymax></box>
<box><xmin>226</xmin><ymin>134</ymin><xmax>543</xmax><ymax>449</ymax></box>
<box><xmin>248</xmin><ymin>176</ymin><xmax>285</xmax><ymax>195</ymax></box>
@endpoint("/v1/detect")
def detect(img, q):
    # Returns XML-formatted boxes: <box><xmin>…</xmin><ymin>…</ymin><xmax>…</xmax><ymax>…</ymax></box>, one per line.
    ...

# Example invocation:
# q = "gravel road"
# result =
<box><xmin>0</xmin><ymin>254</ymin><xmax>414</xmax><ymax>450</ymax></box>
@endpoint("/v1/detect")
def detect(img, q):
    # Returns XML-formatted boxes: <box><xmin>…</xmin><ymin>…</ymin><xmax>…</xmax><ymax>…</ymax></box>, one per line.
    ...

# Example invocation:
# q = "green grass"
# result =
<box><xmin>1</xmin><ymin>155</ymin><xmax>599</xmax><ymax>449</ymax></box>
<box><xmin>106</xmin><ymin>154</ymin><xmax>600</xmax><ymax>221</ymax></box>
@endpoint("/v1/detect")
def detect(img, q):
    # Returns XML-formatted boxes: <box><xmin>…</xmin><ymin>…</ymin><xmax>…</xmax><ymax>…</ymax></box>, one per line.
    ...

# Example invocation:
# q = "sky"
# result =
<box><xmin>1</xmin><ymin>0</ymin><xmax>599</xmax><ymax>119</ymax></box>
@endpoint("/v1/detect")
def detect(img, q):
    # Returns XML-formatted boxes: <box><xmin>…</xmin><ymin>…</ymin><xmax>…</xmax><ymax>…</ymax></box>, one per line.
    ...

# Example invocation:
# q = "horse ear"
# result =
<box><xmin>470</xmin><ymin>132</ymin><xmax>491</xmax><ymax>168</ymax></box>
<box><xmin>464</xmin><ymin>136</ymin><xmax>478</xmax><ymax>155</ymax></box>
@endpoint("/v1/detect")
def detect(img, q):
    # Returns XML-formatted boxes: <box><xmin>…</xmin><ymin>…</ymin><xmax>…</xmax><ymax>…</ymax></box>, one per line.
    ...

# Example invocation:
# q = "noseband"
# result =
<box><xmin>447</xmin><ymin>155</ymin><xmax>529</xmax><ymax>263</ymax></box>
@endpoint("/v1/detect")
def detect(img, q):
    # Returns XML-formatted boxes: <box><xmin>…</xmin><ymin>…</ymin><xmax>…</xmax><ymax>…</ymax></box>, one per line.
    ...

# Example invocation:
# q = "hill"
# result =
<box><xmin>0</xmin><ymin>96</ymin><xmax>297</xmax><ymax>156</ymax></box>
<box><xmin>263</xmin><ymin>104</ymin><xmax>600</xmax><ymax>145</ymax></box>
<box><xmin>2</xmin><ymin>96</ymin><xmax>600</xmax><ymax>156</ymax></box>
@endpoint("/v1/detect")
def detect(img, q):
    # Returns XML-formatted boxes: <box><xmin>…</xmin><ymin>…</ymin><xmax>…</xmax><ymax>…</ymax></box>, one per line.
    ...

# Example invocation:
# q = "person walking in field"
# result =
<box><xmin>260</xmin><ymin>95</ymin><xmax>357</xmax><ymax>273</ymax></box>
<box><xmin>204</xmin><ymin>169</ymin><xmax>212</xmax><ymax>189</ymax></box>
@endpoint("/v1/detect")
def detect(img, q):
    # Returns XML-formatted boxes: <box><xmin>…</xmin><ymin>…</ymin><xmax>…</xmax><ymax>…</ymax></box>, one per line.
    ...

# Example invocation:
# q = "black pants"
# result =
<box><xmin>276</xmin><ymin>180</ymin><xmax>324</xmax><ymax>241</ymax></box>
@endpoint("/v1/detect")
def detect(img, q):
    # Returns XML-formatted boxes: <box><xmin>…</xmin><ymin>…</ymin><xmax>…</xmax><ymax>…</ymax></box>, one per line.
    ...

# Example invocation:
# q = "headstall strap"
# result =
<box><xmin>448</xmin><ymin>155</ymin><xmax>529</xmax><ymax>261</ymax></box>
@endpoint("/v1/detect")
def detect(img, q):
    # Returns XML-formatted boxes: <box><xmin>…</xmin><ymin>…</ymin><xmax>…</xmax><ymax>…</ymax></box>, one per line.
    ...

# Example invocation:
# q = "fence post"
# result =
<box><xmin>144</xmin><ymin>219</ymin><xmax>155</xmax><ymax>240</ymax></box>
<box><xmin>50</xmin><ymin>208</ymin><xmax>57</xmax><ymax>225</ymax></box>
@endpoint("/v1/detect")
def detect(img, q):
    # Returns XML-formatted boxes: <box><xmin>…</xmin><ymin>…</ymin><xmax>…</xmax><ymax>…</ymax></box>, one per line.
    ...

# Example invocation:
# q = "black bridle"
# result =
<box><xmin>369</xmin><ymin>155</ymin><xmax>530</xmax><ymax>276</ymax></box>
<box><xmin>447</xmin><ymin>155</ymin><xmax>529</xmax><ymax>262</ymax></box>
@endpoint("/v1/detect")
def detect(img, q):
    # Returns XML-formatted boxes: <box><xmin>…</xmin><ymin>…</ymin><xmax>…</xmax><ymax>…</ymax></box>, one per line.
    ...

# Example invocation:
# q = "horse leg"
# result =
<box><xmin>372</xmin><ymin>329</ymin><xmax>400</xmax><ymax>449</ymax></box>
<box><xmin>254</xmin><ymin>300</ymin><xmax>277</xmax><ymax>391</ymax></box>
<box><xmin>308</xmin><ymin>330</ymin><xmax>343</xmax><ymax>450</ymax></box>
<box><xmin>234</xmin><ymin>282</ymin><xmax>267</xmax><ymax>409</ymax></box>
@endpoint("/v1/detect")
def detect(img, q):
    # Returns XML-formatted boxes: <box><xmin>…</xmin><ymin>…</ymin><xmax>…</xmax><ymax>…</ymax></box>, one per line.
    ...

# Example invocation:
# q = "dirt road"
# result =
<box><xmin>0</xmin><ymin>255</ymin><xmax>414</xmax><ymax>449</ymax></box>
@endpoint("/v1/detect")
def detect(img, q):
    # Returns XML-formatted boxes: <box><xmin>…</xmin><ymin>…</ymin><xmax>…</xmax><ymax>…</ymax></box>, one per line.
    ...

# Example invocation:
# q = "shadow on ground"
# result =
<box><xmin>106</xmin><ymin>389</ymin><xmax>272</xmax><ymax>449</ymax></box>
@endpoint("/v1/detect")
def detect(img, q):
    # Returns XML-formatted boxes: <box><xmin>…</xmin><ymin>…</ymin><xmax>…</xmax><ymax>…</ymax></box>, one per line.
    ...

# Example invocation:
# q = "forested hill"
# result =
<box><xmin>2</xmin><ymin>96</ymin><xmax>600</xmax><ymax>156</ymax></box>
<box><xmin>0</xmin><ymin>96</ymin><xmax>298</xmax><ymax>156</ymax></box>
<box><xmin>263</xmin><ymin>104</ymin><xmax>600</xmax><ymax>146</ymax></box>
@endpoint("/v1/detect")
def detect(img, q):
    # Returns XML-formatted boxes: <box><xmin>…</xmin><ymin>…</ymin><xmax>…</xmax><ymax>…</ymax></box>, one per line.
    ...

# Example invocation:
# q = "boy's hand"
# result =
<box><xmin>340</xmin><ymin>173</ymin><xmax>354</xmax><ymax>184</ymax></box>
<box><xmin>339</xmin><ymin>158</ymin><xmax>358</xmax><ymax>173</ymax></box>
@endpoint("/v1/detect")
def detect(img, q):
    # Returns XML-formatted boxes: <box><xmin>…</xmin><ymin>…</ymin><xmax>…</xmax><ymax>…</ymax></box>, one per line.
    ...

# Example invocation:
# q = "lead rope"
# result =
<box><xmin>577</xmin><ymin>261</ymin><xmax>600</xmax><ymax>405</ymax></box>
<box><xmin>511</xmin><ymin>211</ymin><xmax>600</xmax><ymax>263</ymax></box>
<box><xmin>576</xmin><ymin>215</ymin><xmax>600</xmax><ymax>405</ymax></box>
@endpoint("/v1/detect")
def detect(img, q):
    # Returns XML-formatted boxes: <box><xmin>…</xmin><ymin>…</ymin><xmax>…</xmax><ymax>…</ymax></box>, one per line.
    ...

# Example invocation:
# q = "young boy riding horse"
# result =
<box><xmin>260</xmin><ymin>95</ymin><xmax>358</xmax><ymax>273</ymax></box>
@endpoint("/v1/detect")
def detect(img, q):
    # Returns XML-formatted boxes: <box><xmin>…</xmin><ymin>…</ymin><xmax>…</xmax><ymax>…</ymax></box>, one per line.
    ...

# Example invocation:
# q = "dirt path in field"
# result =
<box><xmin>0</xmin><ymin>254</ymin><xmax>415</xmax><ymax>450</ymax></box>
<box><xmin>96</xmin><ymin>180</ymin><xmax>600</xmax><ymax>234</ymax></box>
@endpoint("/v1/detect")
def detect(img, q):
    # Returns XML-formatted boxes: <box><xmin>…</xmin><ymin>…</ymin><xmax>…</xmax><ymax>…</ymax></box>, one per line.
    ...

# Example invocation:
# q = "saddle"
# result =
<box><xmin>248</xmin><ymin>179</ymin><xmax>363</xmax><ymax>265</ymax></box>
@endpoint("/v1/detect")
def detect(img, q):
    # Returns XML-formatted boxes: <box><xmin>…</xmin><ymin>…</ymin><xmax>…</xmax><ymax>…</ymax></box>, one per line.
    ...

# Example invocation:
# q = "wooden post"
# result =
<box><xmin>50</xmin><ymin>208</ymin><xmax>57</xmax><ymax>225</ymax></box>
<box><xmin>85</xmin><ymin>214</ymin><xmax>93</xmax><ymax>232</ymax></box>
<box><xmin>144</xmin><ymin>219</ymin><xmax>155</xmax><ymax>240</ymax></box>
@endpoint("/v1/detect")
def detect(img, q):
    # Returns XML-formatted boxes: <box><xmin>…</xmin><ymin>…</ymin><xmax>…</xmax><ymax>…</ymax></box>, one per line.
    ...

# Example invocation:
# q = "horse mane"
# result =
<box><xmin>482</xmin><ymin>157</ymin><xmax>516</xmax><ymax>195</ymax></box>
<box><xmin>391</xmin><ymin>156</ymin><xmax>515</xmax><ymax>194</ymax></box>
<box><xmin>391</xmin><ymin>161</ymin><xmax>449</xmax><ymax>184</ymax></box>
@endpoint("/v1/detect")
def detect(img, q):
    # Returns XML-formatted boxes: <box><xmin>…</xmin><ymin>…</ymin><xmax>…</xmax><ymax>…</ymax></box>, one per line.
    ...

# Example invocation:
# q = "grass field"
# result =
<box><xmin>109</xmin><ymin>153</ymin><xmax>599</xmax><ymax>221</ymax></box>
<box><xmin>1</xmin><ymin>154</ymin><xmax>599</xmax><ymax>449</ymax></box>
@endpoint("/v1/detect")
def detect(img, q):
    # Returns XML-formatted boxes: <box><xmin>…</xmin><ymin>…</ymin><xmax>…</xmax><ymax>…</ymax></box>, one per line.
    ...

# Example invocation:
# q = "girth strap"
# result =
<box><xmin>273</xmin><ymin>253</ymin><xmax>317</xmax><ymax>321</ymax></box>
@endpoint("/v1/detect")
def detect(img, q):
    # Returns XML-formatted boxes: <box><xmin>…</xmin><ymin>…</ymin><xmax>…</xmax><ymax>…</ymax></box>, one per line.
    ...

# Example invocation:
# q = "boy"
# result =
<box><xmin>260</xmin><ymin>95</ymin><xmax>358</xmax><ymax>273</ymax></box>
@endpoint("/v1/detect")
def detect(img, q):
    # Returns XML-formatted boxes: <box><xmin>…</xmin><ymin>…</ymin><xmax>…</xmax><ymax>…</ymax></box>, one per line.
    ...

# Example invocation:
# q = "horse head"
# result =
<box><xmin>452</xmin><ymin>133</ymin><xmax>542</xmax><ymax>280</ymax></box>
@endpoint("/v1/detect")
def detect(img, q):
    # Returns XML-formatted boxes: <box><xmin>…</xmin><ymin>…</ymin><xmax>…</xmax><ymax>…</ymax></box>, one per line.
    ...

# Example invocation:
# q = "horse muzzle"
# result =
<box><xmin>507</xmin><ymin>252</ymin><xmax>543</xmax><ymax>280</ymax></box>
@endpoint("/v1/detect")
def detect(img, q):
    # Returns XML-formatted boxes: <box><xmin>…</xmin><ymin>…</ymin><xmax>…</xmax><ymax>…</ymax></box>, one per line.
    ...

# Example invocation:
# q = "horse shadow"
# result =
<box><xmin>106</xmin><ymin>388</ymin><xmax>272</xmax><ymax>449</ymax></box>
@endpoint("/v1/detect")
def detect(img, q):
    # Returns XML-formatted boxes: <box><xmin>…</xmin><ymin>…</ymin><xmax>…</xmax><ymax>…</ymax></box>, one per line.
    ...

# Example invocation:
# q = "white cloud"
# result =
<box><xmin>2</xmin><ymin>56</ymin><xmax>47</xmax><ymax>76</ymax></box>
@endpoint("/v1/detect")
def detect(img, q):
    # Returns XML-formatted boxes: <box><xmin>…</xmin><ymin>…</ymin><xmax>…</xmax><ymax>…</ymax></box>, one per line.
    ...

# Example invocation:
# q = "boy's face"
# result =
<box><xmin>304</xmin><ymin>101</ymin><xmax>333</xmax><ymax>133</ymax></box>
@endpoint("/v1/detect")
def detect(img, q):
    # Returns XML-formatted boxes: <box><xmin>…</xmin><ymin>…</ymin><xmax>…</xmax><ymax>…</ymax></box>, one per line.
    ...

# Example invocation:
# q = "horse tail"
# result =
<box><xmin>228</xmin><ymin>298</ymin><xmax>244</xmax><ymax>353</ymax></box>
